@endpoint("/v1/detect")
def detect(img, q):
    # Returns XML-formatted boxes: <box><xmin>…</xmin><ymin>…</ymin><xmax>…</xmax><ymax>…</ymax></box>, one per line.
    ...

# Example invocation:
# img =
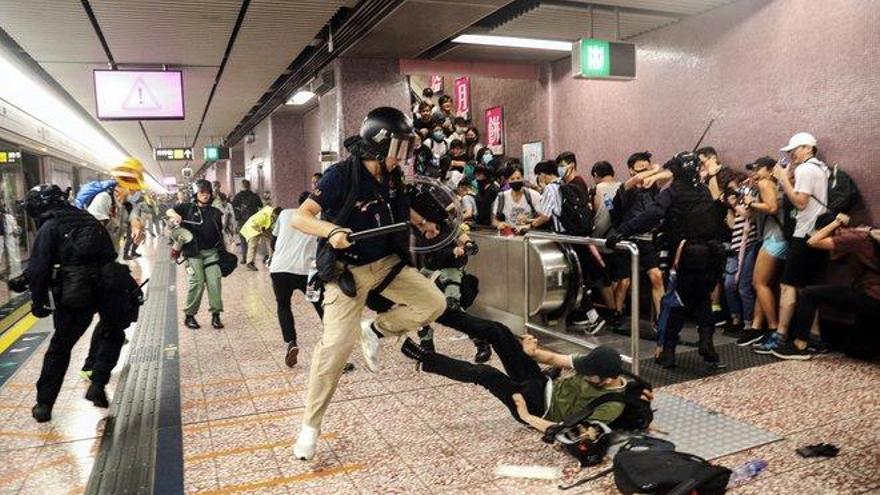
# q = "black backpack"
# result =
<box><xmin>614</xmin><ymin>448</ymin><xmax>731</xmax><ymax>495</ymax></box>
<box><xmin>812</xmin><ymin>163</ymin><xmax>860</xmax><ymax>229</ymax></box>
<box><xmin>51</xmin><ymin>209</ymin><xmax>115</xmax><ymax>308</ymax></box>
<box><xmin>558</xmin><ymin>183</ymin><xmax>593</xmax><ymax>235</ymax></box>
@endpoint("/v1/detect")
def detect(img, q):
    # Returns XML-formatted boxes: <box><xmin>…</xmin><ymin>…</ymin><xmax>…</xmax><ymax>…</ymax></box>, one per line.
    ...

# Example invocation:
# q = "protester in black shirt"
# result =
<box><xmin>474</xmin><ymin>164</ymin><xmax>500</xmax><ymax>226</ymax></box>
<box><xmin>231</xmin><ymin>179</ymin><xmax>262</xmax><ymax>262</ymax></box>
<box><xmin>169</xmin><ymin>180</ymin><xmax>226</xmax><ymax>330</ymax></box>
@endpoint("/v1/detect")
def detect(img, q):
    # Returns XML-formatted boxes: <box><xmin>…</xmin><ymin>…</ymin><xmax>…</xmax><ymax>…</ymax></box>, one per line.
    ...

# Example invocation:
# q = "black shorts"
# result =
<box><xmin>781</xmin><ymin>237</ymin><xmax>827</xmax><ymax>287</ymax></box>
<box><xmin>610</xmin><ymin>239</ymin><xmax>660</xmax><ymax>281</ymax></box>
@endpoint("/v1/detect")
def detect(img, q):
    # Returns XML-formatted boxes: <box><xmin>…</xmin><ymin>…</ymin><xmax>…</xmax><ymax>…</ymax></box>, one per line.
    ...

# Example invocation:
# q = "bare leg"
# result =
<box><xmin>648</xmin><ymin>268</ymin><xmax>664</xmax><ymax>321</ymax></box>
<box><xmin>752</xmin><ymin>249</ymin><xmax>781</xmax><ymax>328</ymax></box>
<box><xmin>777</xmin><ymin>284</ymin><xmax>797</xmax><ymax>336</ymax></box>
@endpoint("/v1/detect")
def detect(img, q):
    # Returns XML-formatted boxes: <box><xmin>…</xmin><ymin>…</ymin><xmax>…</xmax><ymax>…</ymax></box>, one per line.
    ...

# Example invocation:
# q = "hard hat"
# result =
<box><xmin>112</xmin><ymin>158</ymin><xmax>146</xmax><ymax>191</ymax></box>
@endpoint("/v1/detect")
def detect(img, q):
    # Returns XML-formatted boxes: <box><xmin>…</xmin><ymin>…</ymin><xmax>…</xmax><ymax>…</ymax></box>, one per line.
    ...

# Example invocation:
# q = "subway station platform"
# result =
<box><xmin>0</xmin><ymin>244</ymin><xmax>877</xmax><ymax>495</ymax></box>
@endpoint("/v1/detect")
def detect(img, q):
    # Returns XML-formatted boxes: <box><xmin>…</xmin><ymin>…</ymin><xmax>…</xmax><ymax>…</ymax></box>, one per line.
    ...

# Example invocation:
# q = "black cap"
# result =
<box><xmin>746</xmin><ymin>156</ymin><xmax>776</xmax><ymax>171</ymax></box>
<box><xmin>572</xmin><ymin>346</ymin><xmax>622</xmax><ymax>378</ymax></box>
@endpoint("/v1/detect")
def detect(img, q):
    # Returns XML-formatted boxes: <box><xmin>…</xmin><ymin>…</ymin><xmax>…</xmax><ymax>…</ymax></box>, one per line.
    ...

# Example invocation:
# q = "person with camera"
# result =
<box><xmin>608</xmin><ymin>153</ymin><xmax>728</xmax><ymax>368</ymax></box>
<box><xmin>721</xmin><ymin>171</ymin><xmax>760</xmax><ymax>334</ymax></box>
<box><xmin>735</xmin><ymin>157</ymin><xmax>789</xmax><ymax>346</ymax></box>
<box><xmin>167</xmin><ymin>180</ymin><xmax>226</xmax><ymax>330</ymax></box>
<box><xmin>21</xmin><ymin>185</ymin><xmax>121</xmax><ymax>422</ymax></box>
<box><xmin>290</xmin><ymin>107</ymin><xmax>446</xmax><ymax>461</ymax></box>
<box><xmin>771</xmin><ymin>214</ymin><xmax>880</xmax><ymax>360</ymax></box>
<box><xmin>754</xmin><ymin>133</ymin><xmax>829</xmax><ymax>354</ymax></box>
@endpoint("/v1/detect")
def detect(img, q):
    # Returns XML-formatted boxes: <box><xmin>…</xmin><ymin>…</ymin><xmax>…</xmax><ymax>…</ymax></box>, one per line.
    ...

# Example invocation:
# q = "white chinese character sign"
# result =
<box><xmin>586</xmin><ymin>45</ymin><xmax>606</xmax><ymax>71</ymax></box>
<box><xmin>430</xmin><ymin>75</ymin><xmax>444</xmax><ymax>93</ymax></box>
<box><xmin>485</xmin><ymin>106</ymin><xmax>504</xmax><ymax>155</ymax></box>
<box><xmin>454</xmin><ymin>76</ymin><xmax>470</xmax><ymax>116</ymax></box>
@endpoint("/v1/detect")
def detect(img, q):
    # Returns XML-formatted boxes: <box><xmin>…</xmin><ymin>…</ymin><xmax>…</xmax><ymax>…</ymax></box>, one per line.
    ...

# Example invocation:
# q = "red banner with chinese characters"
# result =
<box><xmin>485</xmin><ymin>106</ymin><xmax>504</xmax><ymax>154</ymax></box>
<box><xmin>454</xmin><ymin>76</ymin><xmax>470</xmax><ymax>116</ymax></box>
<box><xmin>430</xmin><ymin>75</ymin><xmax>444</xmax><ymax>93</ymax></box>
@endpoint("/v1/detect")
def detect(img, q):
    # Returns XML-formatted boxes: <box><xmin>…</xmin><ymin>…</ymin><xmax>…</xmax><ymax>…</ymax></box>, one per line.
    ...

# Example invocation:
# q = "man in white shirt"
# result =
<box><xmin>756</xmin><ymin>132</ymin><xmax>829</xmax><ymax>354</ymax></box>
<box><xmin>270</xmin><ymin>207</ymin><xmax>321</xmax><ymax>367</ymax></box>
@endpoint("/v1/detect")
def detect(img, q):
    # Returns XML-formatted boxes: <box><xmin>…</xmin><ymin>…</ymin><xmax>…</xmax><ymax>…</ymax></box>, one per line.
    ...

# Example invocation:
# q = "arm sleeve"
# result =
<box><xmin>25</xmin><ymin>222</ymin><xmax>57</xmax><ymax>308</ymax></box>
<box><xmin>793</xmin><ymin>165</ymin><xmax>822</xmax><ymax>196</ymax></box>
<box><xmin>589</xmin><ymin>402</ymin><xmax>626</xmax><ymax>424</ymax></box>
<box><xmin>309</xmin><ymin>167</ymin><xmax>344</xmax><ymax>213</ymax></box>
<box><xmin>87</xmin><ymin>192</ymin><xmax>112</xmax><ymax>221</ymax></box>
<box><xmin>617</xmin><ymin>188</ymin><xmax>674</xmax><ymax>236</ymax></box>
<box><xmin>831</xmin><ymin>228</ymin><xmax>864</xmax><ymax>256</ymax></box>
<box><xmin>172</xmin><ymin>203</ymin><xmax>188</xmax><ymax>217</ymax></box>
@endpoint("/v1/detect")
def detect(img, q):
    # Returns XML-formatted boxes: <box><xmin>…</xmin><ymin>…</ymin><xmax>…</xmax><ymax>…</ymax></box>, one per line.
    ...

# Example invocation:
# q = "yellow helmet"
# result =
<box><xmin>111</xmin><ymin>158</ymin><xmax>146</xmax><ymax>191</ymax></box>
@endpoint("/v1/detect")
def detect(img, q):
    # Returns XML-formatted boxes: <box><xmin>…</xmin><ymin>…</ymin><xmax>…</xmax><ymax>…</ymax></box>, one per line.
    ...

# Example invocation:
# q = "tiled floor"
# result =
<box><xmin>0</xmin><ymin>243</ymin><xmax>878</xmax><ymax>495</ymax></box>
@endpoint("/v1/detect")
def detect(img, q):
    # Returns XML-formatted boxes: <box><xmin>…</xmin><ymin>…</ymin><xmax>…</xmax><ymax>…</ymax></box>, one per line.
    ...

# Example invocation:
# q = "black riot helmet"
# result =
<box><xmin>193</xmin><ymin>179</ymin><xmax>213</xmax><ymax>201</ymax></box>
<box><xmin>25</xmin><ymin>184</ymin><xmax>66</xmax><ymax>220</ymax></box>
<box><xmin>357</xmin><ymin>107</ymin><xmax>415</xmax><ymax>162</ymax></box>
<box><xmin>665</xmin><ymin>151</ymin><xmax>701</xmax><ymax>185</ymax></box>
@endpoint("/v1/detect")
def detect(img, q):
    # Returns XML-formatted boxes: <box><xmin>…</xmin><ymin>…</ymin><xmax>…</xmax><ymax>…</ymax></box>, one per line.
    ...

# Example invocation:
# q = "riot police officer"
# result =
<box><xmin>23</xmin><ymin>185</ymin><xmax>121</xmax><ymax>422</ymax></box>
<box><xmin>291</xmin><ymin>107</ymin><xmax>446</xmax><ymax>460</ymax></box>
<box><xmin>609</xmin><ymin>153</ymin><xmax>728</xmax><ymax>369</ymax></box>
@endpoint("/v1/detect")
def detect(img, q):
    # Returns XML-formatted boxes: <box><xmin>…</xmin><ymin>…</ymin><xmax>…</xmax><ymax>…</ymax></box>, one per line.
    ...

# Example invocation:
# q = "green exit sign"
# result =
<box><xmin>572</xmin><ymin>38</ymin><xmax>636</xmax><ymax>80</ymax></box>
<box><xmin>203</xmin><ymin>146</ymin><xmax>229</xmax><ymax>161</ymax></box>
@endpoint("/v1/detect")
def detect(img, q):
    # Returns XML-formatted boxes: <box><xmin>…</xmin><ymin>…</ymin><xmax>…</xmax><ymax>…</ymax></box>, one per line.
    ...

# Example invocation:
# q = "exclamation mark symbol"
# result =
<box><xmin>139</xmin><ymin>87</ymin><xmax>144</xmax><ymax>105</ymax></box>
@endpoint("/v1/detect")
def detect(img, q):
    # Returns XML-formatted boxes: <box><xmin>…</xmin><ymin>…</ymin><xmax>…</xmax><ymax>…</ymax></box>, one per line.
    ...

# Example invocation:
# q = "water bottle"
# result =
<box><xmin>727</xmin><ymin>459</ymin><xmax>768</xmax><ymax>487</ymax></box>
<box><xmin>305</xmin><ymin>267</ymin><xmax>321</xmax><ymax>303</ymax></box>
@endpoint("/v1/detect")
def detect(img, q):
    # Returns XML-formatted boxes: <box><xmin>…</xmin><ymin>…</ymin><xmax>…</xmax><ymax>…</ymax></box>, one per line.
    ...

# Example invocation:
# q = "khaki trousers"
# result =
<box><xmin>303</xmin><ymin>255</ymin><xmax>446</xmax><ymax>428</ymax></box>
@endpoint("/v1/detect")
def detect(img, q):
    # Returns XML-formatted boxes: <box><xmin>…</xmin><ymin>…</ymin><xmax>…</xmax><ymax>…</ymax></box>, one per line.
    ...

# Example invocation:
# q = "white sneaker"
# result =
<box><xmin>360</xmin><ymin>319</ymin><xmax>381</xmax><ymax>373</ymax></box>
<box><xmin>293</xmin><ymin>424</ymin><xmax>320</xmax><ymax>460</ymax></box>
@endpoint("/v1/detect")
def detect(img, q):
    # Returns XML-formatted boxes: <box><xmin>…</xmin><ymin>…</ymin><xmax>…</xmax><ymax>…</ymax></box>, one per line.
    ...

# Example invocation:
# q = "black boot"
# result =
<box><xmin>698</xmin><ymin>327</ymin><xmax>720</xmax><ymax>363</ymax></box>
<box><xmin>401</xmin><ymin>337</ymin><xmax>428</xmax><ymax>367</ymax></box>
<box><xmin>655</xmin><ymin>342</ymin><xmax>677</xmax><ymax>368</ymax></box>
<box><xmin>85</xmin><ymin>383</ymin><xmax>109</xmax><ymax>408</ymax></box>
<box><xmin>32</xmin><ymin>403</ymin><xmax>52</xmax><ymax>423</ymax></box>
<box><xmin>184</xmin><ymin>315</ymin><xmax>200</xmax><ymax>329</ymax></box>
<box><xmin>212</xmin><ymin>313</ymin><xmax>224</xmax><ymax>329</ymax></box>
<box><xmin>474</xmin><ymin>340</ymin><xmax>492</xmax><ymax>363</ymax></box>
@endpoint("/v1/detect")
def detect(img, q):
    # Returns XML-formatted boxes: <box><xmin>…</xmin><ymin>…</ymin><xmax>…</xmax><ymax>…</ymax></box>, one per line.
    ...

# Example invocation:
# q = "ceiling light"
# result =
<box><xmin>287</xmin><ymin>90</ymin><xmax>315</xmax><ymax>106</ymax></box>
<box><xmin>452</xmin><ymin>34</ymin><xmax>572</xmax><ymax>52</ymax></box>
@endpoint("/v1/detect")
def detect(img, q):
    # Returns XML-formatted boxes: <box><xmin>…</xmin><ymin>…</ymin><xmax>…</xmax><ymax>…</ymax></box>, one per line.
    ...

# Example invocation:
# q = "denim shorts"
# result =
<box><xmin>761</xmin><ymin>236</ymin><xmax>789</xmax><ymax>260</ymax></box>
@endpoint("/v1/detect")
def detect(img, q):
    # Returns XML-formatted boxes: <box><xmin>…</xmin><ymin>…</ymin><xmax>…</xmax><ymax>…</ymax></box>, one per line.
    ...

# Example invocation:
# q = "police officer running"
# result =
<box><xmin>291</xmin><ymin>107</ymin><xmax>446</xmax><ymax>460</ymax></box>
<box><xmin>167</xmin><ymin>180</ymin><xmax>226</xmax><ymax>330</ymax></box>
<box><xmin>609</xmin><ymin>153</ymin><xmax>728</xmax><ymax>369</ymax></box>
<box><xmin>23</xmin><ymin>185</ymin><xmax>121</xmax><ymax>422</ymax></box>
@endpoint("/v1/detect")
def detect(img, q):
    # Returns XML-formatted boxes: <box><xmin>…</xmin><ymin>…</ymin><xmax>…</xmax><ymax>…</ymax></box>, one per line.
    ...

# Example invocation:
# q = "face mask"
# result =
<box><xmin>465</xmin><ymin>136</ymin><xmax>476</xmax><ymax>144</ymax></box>
<box><xmin>510</xmin><ymin>181</ymin><xmax>524</xmax><ymax>192</ymax></box>
<box><xmin>558</xmin><ymin>166</ymin><xmax>568</xmax><ymax>178</ymax></box>
<box><xmin>432</xmin><ymin>131</ymin><xmax>445</xmax><ymax>141</ymax></box>
<box><xmin>482</xmin><ymin>153</ymin><xmax>493</xmax><ymax>165</ymax></box>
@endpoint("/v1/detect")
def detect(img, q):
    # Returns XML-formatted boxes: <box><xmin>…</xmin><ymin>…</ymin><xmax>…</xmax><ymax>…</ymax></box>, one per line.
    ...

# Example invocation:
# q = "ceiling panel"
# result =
<box><xmin>90</xmin><ymin>0</ymin><xmax>241</xmax><ymax>66</ymax></box>
<box><xmin>568</xmin><ymin>0</ymin><xmax>733</xmax><ymax>16</ymax></box>
<box><xmin>203</xmin><ymin>0</ymin><xmax>348</xmax><ymax>137</ymax></box>
<box><xmin>490</xmin><ymin>5</ymin><xmax>678</xmax><ymax>41</ymax></box>
<box><xmin>345</xmin><ymin>0</ymin><xmax>512</xmax><ymax>59</ymax></box>
<box><xmin>0</xmin><ymin>0</ymin><xmax>107</xmax><ymax>63</ymax></box>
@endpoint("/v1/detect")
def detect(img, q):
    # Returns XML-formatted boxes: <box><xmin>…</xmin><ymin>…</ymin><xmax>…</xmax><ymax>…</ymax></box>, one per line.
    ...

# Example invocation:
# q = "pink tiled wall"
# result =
<box><xmin>269</xmin><ymin>111</ymin><xmax>307</xmax><ymax>208</ymax></box>
<box><xmin>547</xmin><ymin>0</ymin><xmax>880</xmax><ymax>222</ymax></box>
<box><xmin>336</xmin><ymin>57</ymin><xmax>411</xmax><ymax>150</ymax></box>
<box><xmin>303</xmin><ymin>105</ymin><xmax>323</xmax><ymax>178</ymax></box>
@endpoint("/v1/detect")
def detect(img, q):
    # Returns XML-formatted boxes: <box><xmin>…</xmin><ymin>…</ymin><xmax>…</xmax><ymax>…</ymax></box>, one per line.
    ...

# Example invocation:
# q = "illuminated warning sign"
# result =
<box><xmin>122</xmin><ymin>78</ymin><xmax>162</xmax><ymax>111</ymax></box>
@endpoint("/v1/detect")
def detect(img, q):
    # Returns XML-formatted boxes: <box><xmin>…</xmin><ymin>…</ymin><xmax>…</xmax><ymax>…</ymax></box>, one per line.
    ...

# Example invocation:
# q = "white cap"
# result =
<box><xmin>780</xmin><ymin>132</ymin><xmax>817</xmax><ymax>152</ymax></box>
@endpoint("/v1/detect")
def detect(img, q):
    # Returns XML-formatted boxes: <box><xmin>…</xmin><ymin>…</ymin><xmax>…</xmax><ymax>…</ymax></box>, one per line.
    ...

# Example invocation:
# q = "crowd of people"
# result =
<box><xmin>12</xmin><ymin>101</ymin><xmax>878</xmax><ymax>474</ymax></box>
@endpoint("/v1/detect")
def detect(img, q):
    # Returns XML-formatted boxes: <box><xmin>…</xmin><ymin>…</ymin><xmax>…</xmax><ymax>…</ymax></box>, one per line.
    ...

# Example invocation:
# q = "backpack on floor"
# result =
<box><xmin>613</xmin><ymin>448</ymin><xmax>731</xmax><ymax>495</ymax></box>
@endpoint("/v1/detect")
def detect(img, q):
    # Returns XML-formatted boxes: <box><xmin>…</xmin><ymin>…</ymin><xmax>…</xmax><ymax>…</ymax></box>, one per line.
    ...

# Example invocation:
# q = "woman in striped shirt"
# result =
<box><xmin>723</xmin><ymin>172</ymin><xmax>760</xmax><ymax>332</ymax></box>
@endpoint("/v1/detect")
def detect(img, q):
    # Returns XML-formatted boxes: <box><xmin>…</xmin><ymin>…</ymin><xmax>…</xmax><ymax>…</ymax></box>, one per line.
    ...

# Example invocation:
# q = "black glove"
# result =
<box><xmin>605</xmin><ymin>233</ymin><xmax>624</xmax><ymax>249</ymax></box>
<box><xmin>796</xmin><ymin>443</ymin><xmax>840</xmax><ymax>458</ymax></box>
<box><xmin>446</xmin><ymin>297</ymin><xmax>461</xmax><ymax>313</ymax></box>
<box><xmin>31</xmin><ymin>304</ymin><xmax>52</xmax><ymax>318</ymax></box>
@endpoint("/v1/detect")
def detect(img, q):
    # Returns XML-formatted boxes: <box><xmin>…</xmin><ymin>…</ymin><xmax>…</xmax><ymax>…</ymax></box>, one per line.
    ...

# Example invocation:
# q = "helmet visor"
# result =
<box><xmin>387</xmin><ymin>133</ymin><xmax>415</xmax><ymax>162</ymax></box>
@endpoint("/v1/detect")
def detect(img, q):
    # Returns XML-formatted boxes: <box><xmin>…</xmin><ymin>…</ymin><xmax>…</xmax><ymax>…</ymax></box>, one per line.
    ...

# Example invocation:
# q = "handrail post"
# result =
<box><xmin>520</xmin><ymin>232</ymin><xmax>641</xmax><ymax>371</ymax></box>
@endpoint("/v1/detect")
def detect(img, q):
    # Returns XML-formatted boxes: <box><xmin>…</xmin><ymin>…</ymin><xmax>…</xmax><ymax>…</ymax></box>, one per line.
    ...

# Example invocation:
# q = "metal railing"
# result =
<box><xmin>523</xmin><ymin>231</ymin><xmax>641</xmax><ymax>374</ymax></box>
